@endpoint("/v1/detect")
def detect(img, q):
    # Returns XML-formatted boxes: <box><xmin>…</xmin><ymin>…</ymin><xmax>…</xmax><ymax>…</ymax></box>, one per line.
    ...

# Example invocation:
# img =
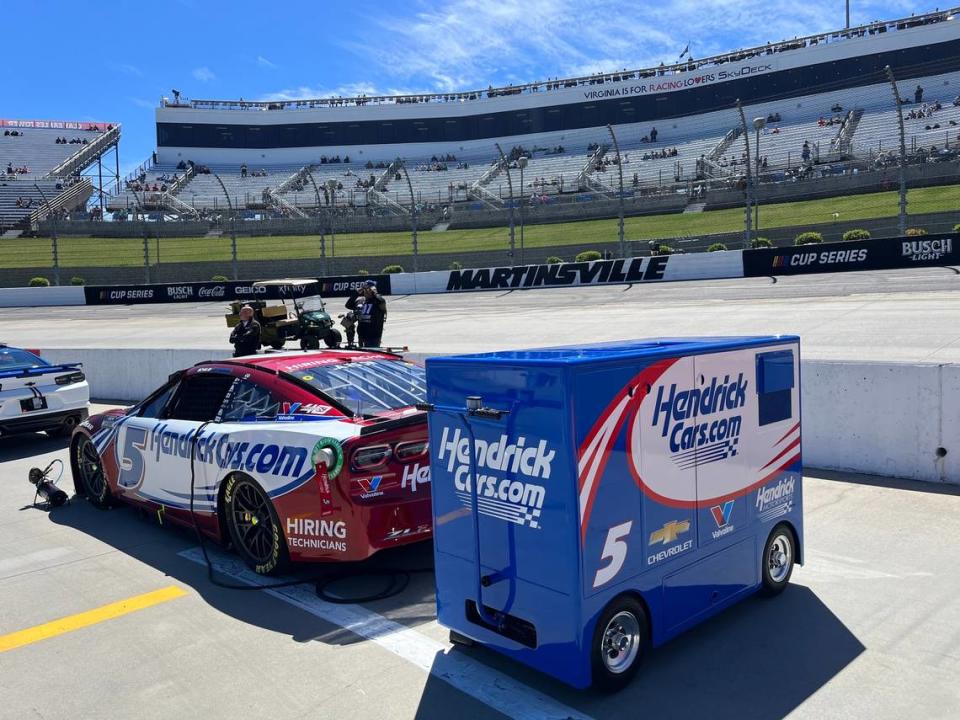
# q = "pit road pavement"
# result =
<box><xmin>1</xmin><ymin>411</ymin><xmax>958</xmax><ymax>719</ymax></box>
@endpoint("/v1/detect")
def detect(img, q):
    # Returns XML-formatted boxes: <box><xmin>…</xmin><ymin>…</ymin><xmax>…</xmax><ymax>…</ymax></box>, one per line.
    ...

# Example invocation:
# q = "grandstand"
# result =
<box><xmin>0</xmin><ymin>119</ymin><xmax>119</xmax><ymax>234</ymax></box>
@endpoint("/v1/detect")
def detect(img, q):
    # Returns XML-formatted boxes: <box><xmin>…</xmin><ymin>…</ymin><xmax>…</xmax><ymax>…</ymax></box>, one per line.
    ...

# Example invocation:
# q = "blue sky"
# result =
<box><xmin>8</xmin><ymin>0</ymin><xmax>933</xmax><ymax>176</ymax></box>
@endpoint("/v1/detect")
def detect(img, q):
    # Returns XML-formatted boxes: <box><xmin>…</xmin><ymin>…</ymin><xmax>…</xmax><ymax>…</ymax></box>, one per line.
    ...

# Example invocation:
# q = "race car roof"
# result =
<box><xmin>209</xmin><ymin>349</ymin><xmax>405</xmax><ymax>373</ymax></box>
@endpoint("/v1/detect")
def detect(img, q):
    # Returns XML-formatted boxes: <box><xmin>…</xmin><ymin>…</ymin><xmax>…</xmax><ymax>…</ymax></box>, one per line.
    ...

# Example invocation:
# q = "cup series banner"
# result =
<box><xmin>83</xmin><ymin>274</ymin><xmax>391</xmax><ymax>305</ymax></box>
<box><xmin>742</xmin><ymin>234</ymin><xmax>957</xmax><ymax>277</ymax></box>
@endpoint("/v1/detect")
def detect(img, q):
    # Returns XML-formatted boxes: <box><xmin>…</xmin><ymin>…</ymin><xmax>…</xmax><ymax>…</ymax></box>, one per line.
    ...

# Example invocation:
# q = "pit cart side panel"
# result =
<box><xmin>576</xmin><ymin>339</ymin><xmax>803</xmax><ymax>651</ymax></box>
<box><xmin>425</xmin><ymin>358</ymin><xmax>585</xmax><ymax>686</ymax></box>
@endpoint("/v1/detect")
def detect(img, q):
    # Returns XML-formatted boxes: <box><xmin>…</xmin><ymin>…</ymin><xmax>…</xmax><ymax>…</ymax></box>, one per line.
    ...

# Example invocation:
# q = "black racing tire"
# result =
<box><xmin>300</xmin><ymin>336</ymin><xmax>320</xmax><ymax>351</ymax></box>
<box><xmin>324</xmin><ymin>328</ymin><xmax>343</xmax><ymax>348</ymax></box>
<box><xmin>73</xmin><ymin>434</ymin><xmax>112</xmax><ymax>508</ymax></box>
<box><xmin>591</xmin><ymin>596</ymin><xmax>648</xmax><ymax>692</ymax></box>
<box><xmin>269</xmin><ymin>340</ymin><xmax>286</xmax><ymax>350</ymax></box>
<box><xmin>760</xmin><ymin>523</ymin><xmax>796</xmax><ymax>596</ymax></box>
<box><xmin>223</xmin><ymin>474</ymin><xmax>288</xmax><ymax>575</ymax></box>
<box><xmin>46</xmin><ymin>414</ymin><xmax>80</xmax><ymax>438</ymax></box>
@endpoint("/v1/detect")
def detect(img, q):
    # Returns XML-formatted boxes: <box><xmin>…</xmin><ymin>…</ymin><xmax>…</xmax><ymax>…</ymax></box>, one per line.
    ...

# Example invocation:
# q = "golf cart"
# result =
<box><xmin>225</xmin><ymin>279</ymin><xmax>342</xmax><ymax>350</ymax></box>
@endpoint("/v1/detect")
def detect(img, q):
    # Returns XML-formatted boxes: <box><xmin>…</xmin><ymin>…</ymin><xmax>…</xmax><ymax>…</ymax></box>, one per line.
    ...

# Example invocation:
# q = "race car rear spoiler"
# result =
<box><xmin>0</xmin><ymin>362</ymin><xmax>83</xmax><ymax>381</ymax></box>
<box><xmin>358</xmin><ymin>411</ymin><xmax>426</xmax><ymax>436</ymax></box>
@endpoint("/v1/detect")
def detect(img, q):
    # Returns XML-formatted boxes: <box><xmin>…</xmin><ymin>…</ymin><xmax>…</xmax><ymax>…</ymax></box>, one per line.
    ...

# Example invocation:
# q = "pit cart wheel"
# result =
<box><xmin>270</xmin><ymin>339</ymin><xmax>286</xmax><ymax>350</ymax></box>
<box><xmin>74</xmin><ymin>434</ymin><xmax>112</xmax><ymax>507</ymax></box>
<box><xmin>300</xmin><ymin>336</ymin><xmax>320</xmax><ymax>351</ymax></box>
<box><xmin>591</xmin><ymin>596</ymin><xmax>648</xmax><ymax>692</ymax></box>
<box><xmin>47</xmin><ymin>413</ymin><xmax>79</xmax><ymax>438</ymax></box>
<box><xmin>223</xmin><ymin>474</ymin><xmax>288</xmax><ymax>575</ymax></box>
<box><xmin>760</xmin><ymin>523</ymin><xmax>796</xmax><ymax>596</ymax></box>
<box><xmin>324</xmin><ymin>328</ymin><xmax>343</xmax><ymax>348</ymax></box>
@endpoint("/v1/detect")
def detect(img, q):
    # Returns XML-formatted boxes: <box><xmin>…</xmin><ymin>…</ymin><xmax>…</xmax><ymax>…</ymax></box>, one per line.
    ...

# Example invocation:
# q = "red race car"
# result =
<box><xmin>70</xmin><ymin>350</ymin><xmax>431</xmax><ymax>574</ymax></box>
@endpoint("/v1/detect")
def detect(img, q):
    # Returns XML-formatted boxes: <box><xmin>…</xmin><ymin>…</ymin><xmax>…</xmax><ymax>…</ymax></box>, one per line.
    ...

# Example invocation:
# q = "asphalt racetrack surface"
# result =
<box><xmin>2</xmin><ymin>419</ymin><xmax>959</xmax><ymax>719</ymax></box>
<box><xmin>4</xmin><ymin>267</ymin><xmax>960</xmax><ymax>362</ymax></box>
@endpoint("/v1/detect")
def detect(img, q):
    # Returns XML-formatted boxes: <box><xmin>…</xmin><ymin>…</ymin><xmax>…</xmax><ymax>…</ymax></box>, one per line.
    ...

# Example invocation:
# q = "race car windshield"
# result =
<box><xmin>0</xmin><ymin>348</ymin><xmax>48</xmax><ymax>371</ymax></box>
<box><xmin>288</xmin><ymin>359</ymin><xmax>426</xmax><ymax>414</ymax></box>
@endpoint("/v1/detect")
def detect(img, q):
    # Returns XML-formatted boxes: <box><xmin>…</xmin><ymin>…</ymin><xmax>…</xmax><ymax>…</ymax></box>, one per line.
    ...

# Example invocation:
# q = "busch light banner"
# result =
<box><xmin>742</xmin><ymin>233</ymin><xmax>957</xmax><ymax>277</ymax></box>
<box><xmin>83</xmin><ymin>275</ymin><xmax>390</xmax><ymax>305</ymax></box>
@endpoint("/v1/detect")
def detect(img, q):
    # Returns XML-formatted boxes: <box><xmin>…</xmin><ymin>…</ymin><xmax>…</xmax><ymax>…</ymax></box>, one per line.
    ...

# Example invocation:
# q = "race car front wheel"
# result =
<box><xmin>74</xmin><ymin>435</ymin><xmax>112</xmax><ymax>507</ymax></box>
<box><xmin>223</xmin><ymin>474</ymin><xmax>288</xmax><ymax>575</ymax></box>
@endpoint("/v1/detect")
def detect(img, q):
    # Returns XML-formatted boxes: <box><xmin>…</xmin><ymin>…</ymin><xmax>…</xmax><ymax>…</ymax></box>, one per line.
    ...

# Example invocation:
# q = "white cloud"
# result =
<box><xmin>257</xmin><ymin>55</ymin><xmax>278</xmax><ymax>69</ymax></box>
<box><xmin>192</xmin><ymin>66</ymin><xmax>216</xmax><ymax>82</ymax></box>
<box><xmin>115</xmin><ymin>63</ymin><xmax>143</xmax><ymax>77</ymax></box>
<box><xmin>260</xmin><ymin>81</ymin><xmax>382</xmax><ymax>101</ymax></box>
<box><xmin>359</xmin><ymin>0</ymin><xmax>933</xmax><ymax>93</ymax></box>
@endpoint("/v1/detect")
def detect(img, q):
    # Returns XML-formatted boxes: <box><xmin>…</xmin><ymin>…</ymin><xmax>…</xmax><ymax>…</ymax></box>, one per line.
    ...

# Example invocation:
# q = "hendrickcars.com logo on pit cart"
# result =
<box><xmin>772</xmin><ymin>248</ymin><xmax>868</xmax><ymax>269</ymax></box>
<box><xmin>438</xmin><ymin>427</ymin><xmax>554</xmax><ymax>528</ymax></box>
<box><xmin>756</xmin><ymin>475</ymin><xmax>797</xmax><ymax>523</ymax></box>
<box><xmin>651</xmin><ymin>373</ymin><xmax>747</xmax><ymax>469</ymax></box>
<box><xmin>902</xmin><ymin>238</ymin><xmax>953</xmax><ymax>262</ymax></box>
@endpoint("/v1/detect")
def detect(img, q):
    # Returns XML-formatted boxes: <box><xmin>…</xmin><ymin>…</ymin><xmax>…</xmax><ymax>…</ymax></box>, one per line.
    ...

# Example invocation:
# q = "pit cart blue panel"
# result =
<box><xmin>427</xmin><ymin>336</ymin><xmax>803</xmax><ymax>689</ymax></box>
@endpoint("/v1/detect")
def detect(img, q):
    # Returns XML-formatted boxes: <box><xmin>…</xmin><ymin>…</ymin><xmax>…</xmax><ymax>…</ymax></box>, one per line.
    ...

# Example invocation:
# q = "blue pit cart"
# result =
<box><xmin>423</xmin><ymin>337</ymin><xmax>802</xmax><ymax>691</ymax></box>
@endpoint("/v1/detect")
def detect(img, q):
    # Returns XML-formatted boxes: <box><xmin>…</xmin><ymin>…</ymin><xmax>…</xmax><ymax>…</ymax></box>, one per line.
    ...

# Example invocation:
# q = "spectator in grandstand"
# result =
<box><xmin>229</xmin><ymin>305</ymin><xmax>261</xmax><ymax>357</ymax></box>
<box><xmin>915</xmin><ymin>85</ymin><xmax>924</xmax><ymax>104</ymax></box>
<box><xmin>650</xmin><ymin>126</ymin><xmax>658</xmax><ymax>142</ymax></box>
<box><xmin>240</xmin><ymin>163</ymin><xmax>248</xmax><ymax>178</ymax></box>
<box><xmin>801</xmin><ymin>141</ymin><xmax>811</xmax><ymax>163</ymax></box>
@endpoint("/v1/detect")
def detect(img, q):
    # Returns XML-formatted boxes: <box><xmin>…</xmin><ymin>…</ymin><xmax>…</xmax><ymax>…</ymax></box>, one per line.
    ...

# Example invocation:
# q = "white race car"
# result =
<box><xmin>0</xmin><ymin>344</ymin><xmax>89</xmax><ymax>438</ymax></box>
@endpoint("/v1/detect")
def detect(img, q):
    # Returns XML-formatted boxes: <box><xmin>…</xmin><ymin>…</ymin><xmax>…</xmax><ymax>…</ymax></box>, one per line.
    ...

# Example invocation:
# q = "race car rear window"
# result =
<box><xmin>0</xmin><ymin>348</ymin><xmax>48</xmax><ymax>371</ymax></box>
<box><xmin>166</xmin><ymin>374</ymin><xmax>236</xmax><ymax>422</ymax></box>
<box><xmin>287</xmin><ymin>359</ymin><xmax>426</xmax><ymax>414</ymax></box>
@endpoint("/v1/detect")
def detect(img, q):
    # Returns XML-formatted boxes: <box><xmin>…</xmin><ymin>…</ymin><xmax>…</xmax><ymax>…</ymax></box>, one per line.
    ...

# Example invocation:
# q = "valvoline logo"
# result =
<box><xmin>710</xmin><ymin>499</ymin><xmax>735</xmax><ymax>539</ymax></box>
<box><xmin>651</xmin><ymin>373</ymin><xmax>747</xmax><ymax>457</ymax></box>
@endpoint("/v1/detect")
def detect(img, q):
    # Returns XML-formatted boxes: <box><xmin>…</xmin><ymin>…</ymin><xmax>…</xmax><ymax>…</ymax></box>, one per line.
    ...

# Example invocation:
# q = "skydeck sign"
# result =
<box><xmin>582</xmin><ymin>64</ymin><xmax>774</xmax><ymax>101</ymax></box>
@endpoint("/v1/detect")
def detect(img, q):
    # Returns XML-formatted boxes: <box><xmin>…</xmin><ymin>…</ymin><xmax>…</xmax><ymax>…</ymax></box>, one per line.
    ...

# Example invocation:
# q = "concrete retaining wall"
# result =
<box><xmin>35</xmin><ymin>347</ymin><xmax>959</xmax><ymax>485</ymax></box>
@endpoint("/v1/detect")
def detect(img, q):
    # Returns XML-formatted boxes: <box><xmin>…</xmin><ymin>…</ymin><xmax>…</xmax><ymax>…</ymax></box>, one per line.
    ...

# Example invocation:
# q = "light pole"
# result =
<box><xmin>494</xmin><ymin>143</ymin><xmax>516</xmax><ymax>265</ymax></box>
<box><xmin>753</xmin><ymin>116</ymin><xmax>766</xmax><ymax>233</ymax></box>
<box><xmin>303</xmin><ymin>168</ymin><xmax>327</xmax><ymax>277</ymax></box>
<box><xmin>606</xmin><ymin>123</ymin><xmax>626</xmax><ymax>258</ymax></box>
<box><xmin>33</xmin><ymin>183</ymin><xmax>60</xmax><ymax>286</ymax></box>
<box><xmin>735</xmin><ymin>100</ymin><xmax>753</xmax><ymax>248</ymax></box>
<box><xmin>212</xmin><ymin>173</ymin><xmax>238</xmax><ymax>280</ymax></box>
<box><xmin>517</xmin><ymin>156</ymin><xmax>528</xmax><ymax>265</ymax></box>
<box><xmin>325</xmin><ymin>179</ymin><xmax>338</xmax><ymax>262</ymax></box>
<box><xmin>397</xmin><ymin>159</ymin><xmax>419</xmax><ymax>274</ymax></box>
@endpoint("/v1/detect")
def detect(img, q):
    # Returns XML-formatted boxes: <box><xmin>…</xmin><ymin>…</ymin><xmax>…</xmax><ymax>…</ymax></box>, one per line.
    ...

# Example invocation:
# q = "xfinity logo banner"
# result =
<box><xmin>743</xmin><ymin>234</ymin><xmax>959</xmax><ymax>277</ymax></box>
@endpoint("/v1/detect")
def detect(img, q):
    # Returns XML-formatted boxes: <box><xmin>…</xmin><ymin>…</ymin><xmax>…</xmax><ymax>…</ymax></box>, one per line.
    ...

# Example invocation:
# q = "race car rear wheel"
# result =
<box><xmin>223</xmin><ymin>474</ymin><xmax>288</xmax><ymax>575</ymax></box>
<box><xmin>74</xmin><ymin>435</ymin><xmax>111</xmax><ymax>507</ymax></box>
<box><xmin>591</xmin><ymin>595</ymin><xmax>648</xmax><ymax>692</ymax></box>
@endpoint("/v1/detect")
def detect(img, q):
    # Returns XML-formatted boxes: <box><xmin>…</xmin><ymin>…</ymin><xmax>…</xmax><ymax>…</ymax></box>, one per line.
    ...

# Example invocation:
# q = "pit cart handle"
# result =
<box><xmin>419</xmin><ymin>397</ymin><xmax>510</xmax><ymax>630</ymax></box>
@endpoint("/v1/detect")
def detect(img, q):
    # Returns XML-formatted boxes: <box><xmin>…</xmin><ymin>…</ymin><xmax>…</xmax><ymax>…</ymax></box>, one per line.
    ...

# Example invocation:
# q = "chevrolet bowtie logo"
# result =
<box><xmin>649</xmin><ymin>520</ymin><xmax>691</xmax><ymax>546</ymax></box>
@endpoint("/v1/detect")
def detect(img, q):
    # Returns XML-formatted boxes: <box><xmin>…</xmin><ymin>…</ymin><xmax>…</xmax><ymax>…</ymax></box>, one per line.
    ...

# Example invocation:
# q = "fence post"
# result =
<box><xmin>142</xmin><ymin>231</ymin><xmax>150</xmax><ymax>284</ymax></box>
<box><xmin>397</xmin><ymin>159</ymin><xmax>419</xmax><ymax>275</ymax></box>
<box><xmin>884</xmin><ymin>65</ymin><xmax>908</xmax><ymax>235</ymax></box>
<box><xmin>736</xmin><ymin>99</ymin><xmax>753</xmax><ymax>249</ymax></box>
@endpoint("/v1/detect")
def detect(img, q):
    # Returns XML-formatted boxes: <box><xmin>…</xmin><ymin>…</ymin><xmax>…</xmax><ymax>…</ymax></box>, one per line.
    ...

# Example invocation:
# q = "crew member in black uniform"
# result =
<box><xmin>230</xmin><ymin>305</ymin><xmax>261</xmax><ymax>356</ymax></box>
<box><xmin>356</xmin><ymin>280</ymin><xmax>387</xmax><ymax>348</ymax></box>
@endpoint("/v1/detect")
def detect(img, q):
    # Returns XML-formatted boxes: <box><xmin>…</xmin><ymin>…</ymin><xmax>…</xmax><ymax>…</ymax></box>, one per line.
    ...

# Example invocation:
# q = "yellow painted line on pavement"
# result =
<box><xmin>0</xmin><ymin>585</ymin><xmax>188</xmax><ymax>653</ymax></box>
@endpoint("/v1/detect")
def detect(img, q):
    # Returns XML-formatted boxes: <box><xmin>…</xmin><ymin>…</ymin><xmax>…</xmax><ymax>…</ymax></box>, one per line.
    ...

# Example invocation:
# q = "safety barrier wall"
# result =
<box><xmin>4</xmin><ymin>231</ymin><xmax>958</xmax><ymax>306</ymax></box>
<box><xmin>38</xmin><ymin>347</ymin><xmax>958</xmax><ymax>485</ymax></box>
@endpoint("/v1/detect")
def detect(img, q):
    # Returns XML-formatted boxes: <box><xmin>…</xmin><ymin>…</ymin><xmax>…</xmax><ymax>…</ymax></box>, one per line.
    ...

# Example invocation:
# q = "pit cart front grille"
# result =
<box><xmin>465</xmin><ymin>601</ymin><xmax>538</xmax><ymax>649</ymax></box>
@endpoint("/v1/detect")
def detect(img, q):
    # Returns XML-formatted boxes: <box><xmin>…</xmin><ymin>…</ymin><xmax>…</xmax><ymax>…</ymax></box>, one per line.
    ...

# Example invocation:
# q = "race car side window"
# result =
<box><xmin>136</xmin><ymin>382</ymin><xmax>179</xmax><ymax>419</ymax></box>
<box><xmin>165</xmin><ymin>373</ymin><xmax>236</xmax><ymax>422</ymax></box>
<box><xmin>217</xmin><ymin>379</ymin><xmax>281</xmax><ymax>422</ymax></box>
